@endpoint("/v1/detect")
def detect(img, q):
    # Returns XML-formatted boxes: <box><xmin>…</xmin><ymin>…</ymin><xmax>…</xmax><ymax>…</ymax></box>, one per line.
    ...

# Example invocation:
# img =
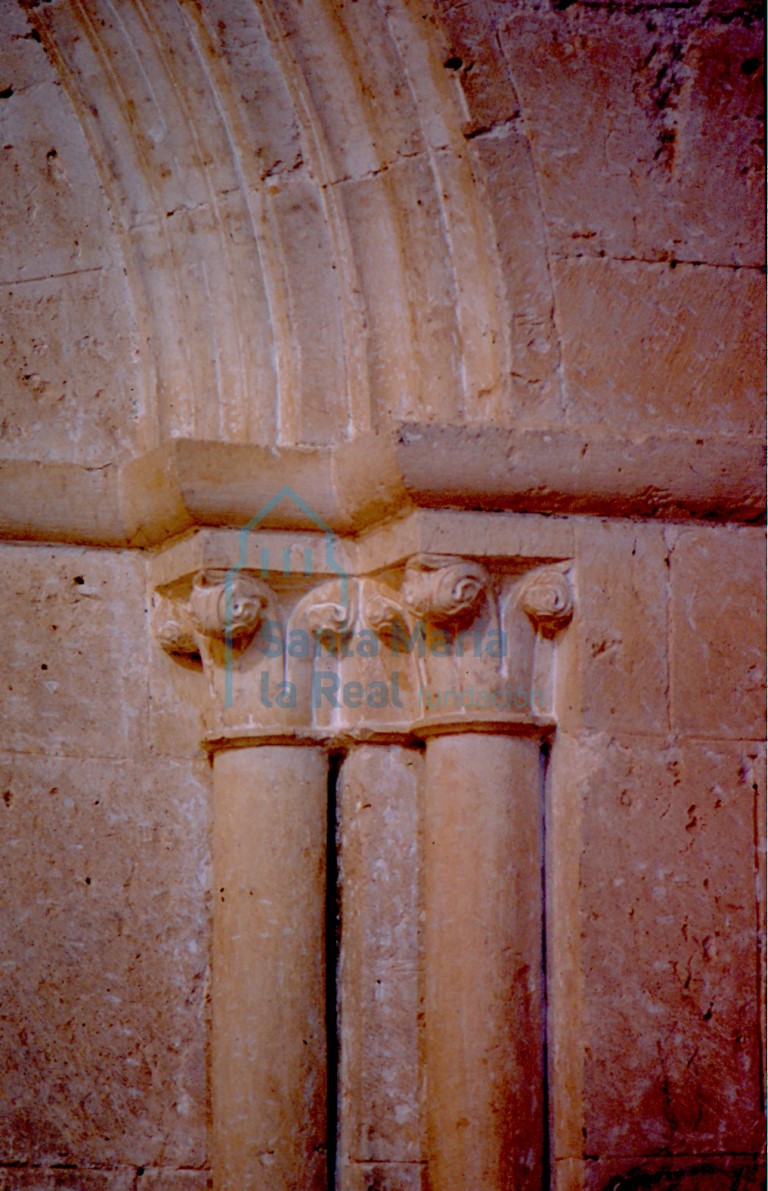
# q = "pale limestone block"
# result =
<box><xmin>211</xmin><ymin>747</ymin><xmax>327</xmax><ymax>1191</ymax></box>
<box><xmin>127</xmin><ymin>196</ymin><xmax>279</xmax><ymax>445</ymax></box>
<box><xmin>555</xmin><ymin>259</ymin><xmax>764</xmax><ymax>437</ymax></box>
<box><xmin>183</xmin><ymin>0</ymin><xmax>302</xmax><ymax>181</ymax></box>
<box><xmin>423</xmin><ymin>733</ymin><xmax>544</xmax><ymax>1190</ymax></box>
<box><xmin>668</xmin><ymin>525</ymin><xmax>766</xmax><ymax>738</ymax></box>
<box><xmin>148</xmin><ymin>634</ymin><xmax>207</xmax><ymax>760</ymax></box>
<box><xmin>270</xmin><ymin>173</ymin><xmax>352</xmax><ymax>444</ymax></box>
<box><xmin>35</xmin><ymin>1</ymin><xmax>222</xmax><ymax>229</ymax></box>
<box><xmin>319</xmin><ymin>0</ymin><xmax>425</xmax><ymax>169</ymax></box>
<box><xmin>0</xmin><ymin>271</ymin><xmax>142</xmax><ymax>466</ymax></box>
<box><xmin>573</xmin><ymin>734</ymin><xmax>763</xmax><ymax>1156</ymax></box>
<box><xmin>338</xmin><ymin>171</ymin><xmax>422</xmax><ymax>421</ymax></box>
<box><xmin>337</xmin><ymin>746</ymin><xmax>424</xmax><ymax>1171</ymax></box>
<box><xmin>0</xmin><ymin>545</ymin><xmax>148</xmax><ymax>759</ymax></box>
<box><xmin>264</xmin><ymin>0</ymin><xmax>381</xmax><ymax>184</ymax></box>
<box><xmin>0</xmin><ymin>752</ymin><xmax>209</xmax><ymax>1167</ymax></box>
<box><xmin>0</xmin><ymin>24</ymin><xmax>114</xmax><ymax>280</ymax></box>
<box><xmin>546</xmin><ymin>733</ymin><xmax>588</xmax><ymax>1170</ymax></box>
<box><xmin>665</xmin><ymin>22</ymin><xmax>765</xmax><ymax>267</ymax></box>
<box><xmin>467</xmin><ymin>125</ymin><xmax>562</xmax><ymax>424</ymax></box>
<box><xmin>364</xmin><ymin>155</ymin><xmax>464</xmax><ymax>422</ymax></box>
<box><xmin>561</xmin><ymin>519</ymin><xmax>668</xmax><ymax>734</ymax></box>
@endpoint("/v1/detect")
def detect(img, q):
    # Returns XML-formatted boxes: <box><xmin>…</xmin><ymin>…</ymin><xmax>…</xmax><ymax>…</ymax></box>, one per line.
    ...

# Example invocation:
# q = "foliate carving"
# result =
<box><xmin>151</xmin><ymin>544</ymin><xmax>574</xmax><ymax>740</ymax></box>
<box><xmin>520</xmin><ymin>567</ymin><xmax>573</xmax><ymax>636</ymax></box>
<box><xmin>403</xmin><ymin>554</ymin><xmax>489</xmax><ymax>626</ymax></box>
<box><xmin>188</xmin><ymin>569</ymin><xmax>269</xmax><ymax>643</ymax></box>
<box><xmin>360</xmin><ymin>582</ymin><xmax>410</xmax><ymax>647</ymax></box>
<box><xmin>152</xmin><ymin>595</ymin><xmax>199</xmax><ymax>659</ymax></box>
<box><xmin>304</xmin><ymin>583</ymin><xmax>357</xmax><ymax>653</ymax></box>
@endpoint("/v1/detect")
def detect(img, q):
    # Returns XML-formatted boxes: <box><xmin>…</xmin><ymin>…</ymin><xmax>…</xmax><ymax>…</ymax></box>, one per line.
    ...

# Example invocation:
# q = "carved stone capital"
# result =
<box><xmin>302</xmin><ymin>580</ymin><xmax>357</xmax><ymax>653</ymax></box>
<box><xmin>150</xmin><ymin>524</ymin><xmax>575</xmax><ymax>746</ymax></box>
<box><xmin>188</xmin><ymin>569</ymin><xmax>269</xmax><ymax>644</ymax></box>
<box><xmin>152</xmin><ymin>594</ymin><xmax>200</xmax><ymax>659</ymax></box>
<box><xmin>403</xmin><ymin>554</ymin><xmax>489</xmax><ymax>626</ymax></box>
<box><xmin>519</xmin><ymin>566</ymin><xmax>573</xmax><ymax>637</ymax></box>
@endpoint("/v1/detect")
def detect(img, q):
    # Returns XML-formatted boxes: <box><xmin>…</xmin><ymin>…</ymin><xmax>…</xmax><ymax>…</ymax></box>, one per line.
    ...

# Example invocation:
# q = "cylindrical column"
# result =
<box><xmin>424</xmin><ymin>732</ymin><xmax>545</xmax><ymax>1190</ymax></box>
<box><xmin>212</xmin><ymin>745</ymin><xmax>328</xmax><ymax>1191</ymax></box>
<box><xmin>337</xmin><ymin>744</ymin><xmax>425</xmax><ymax>1191</ymax></box>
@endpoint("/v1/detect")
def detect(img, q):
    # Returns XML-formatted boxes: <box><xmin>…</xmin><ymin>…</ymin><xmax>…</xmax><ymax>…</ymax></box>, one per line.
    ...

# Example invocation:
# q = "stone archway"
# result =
<box><xmin>0</xmin><ymin>1</ymin><xmax>763</xmax><ymax>1188</ymax></box>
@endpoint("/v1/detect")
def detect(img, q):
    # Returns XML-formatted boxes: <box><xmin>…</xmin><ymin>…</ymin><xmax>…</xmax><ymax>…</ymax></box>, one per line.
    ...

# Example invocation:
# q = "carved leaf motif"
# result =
<box><xmin>520</xmin><ymin>568</ymin><xmax>573</xmax><ymax>635</ymax></box>
<box><xmin>361</xmin><ymin>583</ymin><xmax>409</xmax><ymax>646</ymax></box>
<box><xmin>189</xmin><ymin>569</ymin><xmax>268</xmax><ymax>642</ymax></box>
<box><xmin>306</xmin><ymin>601</ymin><xmax>354</xmax><ymax>637</ymax></box>
<box><xmin>403</xmin><ymin>554</ymin><xmax>489</xmax><ymax>626</ymax></box>
<box><xmin>152</xmin><ymin>595</ymin><xmax>199</xmax><ymax>658</ymax></box>
<box><xmin>304</xmin><ymin>580</ymin><xmax>357</xmax><ymax>654</ymax></box>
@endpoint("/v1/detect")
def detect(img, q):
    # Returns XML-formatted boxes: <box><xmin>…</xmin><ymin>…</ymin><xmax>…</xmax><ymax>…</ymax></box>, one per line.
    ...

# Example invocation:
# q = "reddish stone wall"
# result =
<box><xmin>550</xmin><ymin>520</ymin><xmax>765</xmax><ymax>1188</ymax></box>
<box><xmin>0</xmin><ymin>0</ymin><xmax>763</xmax><ymax>1188</ymax></box>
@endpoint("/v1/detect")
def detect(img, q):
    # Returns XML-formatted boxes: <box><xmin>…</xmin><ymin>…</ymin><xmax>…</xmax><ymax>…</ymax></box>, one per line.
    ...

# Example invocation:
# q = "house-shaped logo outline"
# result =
<box><xmin>222</xmin><ymin>486</ymin><xmax>348</xmax><ymax>707</ymax></box>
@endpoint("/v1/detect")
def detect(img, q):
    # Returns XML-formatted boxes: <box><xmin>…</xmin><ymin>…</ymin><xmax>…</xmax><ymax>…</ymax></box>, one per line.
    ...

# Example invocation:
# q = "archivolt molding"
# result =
<box><xmin>151</xmin><ymin>525</ymin><xmax>575</xmax><ymax>748</ymax></box>
<box><xmin>22</xmin><ymin>0</ymin><xmax>510</xmax><ymax>449</ymax></box>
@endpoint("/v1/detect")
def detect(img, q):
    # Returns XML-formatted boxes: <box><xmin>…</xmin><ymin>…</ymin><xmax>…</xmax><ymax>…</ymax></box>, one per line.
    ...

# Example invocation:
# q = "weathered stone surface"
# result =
<box><xmin>423</xmin><ymin>733</ymin><xmax>545</xmax><ymax>1190</ymax></box>
<box><xmin>560</xmin><ymin>519</ymin><xmax>669</xmax><ymax>734</ymax></box>
<box><xmin>583</xmin><ymin>1154</ymin><xmax>766</xmax><ymax>1191</ymax></box>
<box><xmin>0</xmin><ymin>7</ymin><xmax>143</xmax><ymax>466</ymax></box>
<box><xmin>432</xmin><ymin>0</ymin><xmax>520</xmax><ymax>136</ymax></box>
<box><xmin>555</xmin><ymin>259</ymin><xmax>764</xmax><ymax>437</ymax></box>
<box><xmin>0</xmin><ymin>272</ymin><xmax>142</xmax><ymax>466</ymax></box>
<box><xmin>0</xmin><ymin>4</ymin><xmax>763</xmax><ymax>1189</ymax></box>
<box><xmin>497</xmin><ymin>8</ymin><xmax>764</xmax><ymax>266</ymax></box>
<box><xmin>0</xmin><ymin>753</ymin><xmax>209</xmax><ymax>1168</ymax></box>
<box><xmin>573</xmin><ymin>734</ymin><xmax>764</xmax><ymax>1156</ymax></box>
<box><xmin>0</xmin><ymin>1171</ymin><xmax>135</xmax><ymax>1191</ymax></box>
<box><xmin>0</xmin><ymin>5</ymin><xmax>114</xmax><ymax>282</ymax></box>
<box><xmin>467</xmin><ymin>124</ymin><xmax>563</xmax><ymax>424</ymax></box>
<box><xmin>211</xmin><ymin>747</ymin><xmax>327</xmax><ymax>1191</ymax></box>
<box><xmin>341</xmin><ymin>1162</ymin><xmax>427</xmax><ymax>1191</ymax></box>
<box><xmin>137</xmin><ymin>1172</ymin><xmax>211</xmax><ymax>1191</ymax></box>
<box><xmin>337</xmin><ymin>746</ymin><xmax>423</xmax><ymax>1173</ymax></box>
<box><xmin>0</xmin><ymin>546</ymin><xmax>148</xmax><ymax>759</ymax></box>
<box><xmin>668</xmin><ymin>525</ymin><xmax>766</xmax><ymax>738</ymax></box>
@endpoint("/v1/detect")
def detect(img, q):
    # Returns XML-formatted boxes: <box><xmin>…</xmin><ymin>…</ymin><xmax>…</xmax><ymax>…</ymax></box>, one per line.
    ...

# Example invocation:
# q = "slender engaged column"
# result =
<box><xmin>424</xmin><ymin>732</ymin><xmax>545</xmax><ymax>1191</ymax></box>
<box><xmin>212</xmin><ymin>745</ymin><xmax>329</xmax><ymax>1191</ymax></box>
<box><xmin>151</xmin><ymin>542</ymin><xmax>573</xmax><ymax>1191</ymax></box>
<box><xmin>337</xmin><ymin>744</ymin><xmax>426</xmax><ymax>1191</ymax></box>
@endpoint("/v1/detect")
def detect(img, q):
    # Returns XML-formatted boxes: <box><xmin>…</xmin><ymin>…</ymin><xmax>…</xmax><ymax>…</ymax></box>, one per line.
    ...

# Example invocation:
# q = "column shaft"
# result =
<box><xmin>212</xmin><ymin>745</ymin><xmax>328</xmax><ymax>1191</ymax></box>
<box><xmin>423</xmin><ymin>733</ymin><xmax>545</xmax><ymax>1190</ymax></box>
<box><xmin>337</xmin><ymin>744</ymin><xmax>426</xmax><ymax>1191</ymax></box>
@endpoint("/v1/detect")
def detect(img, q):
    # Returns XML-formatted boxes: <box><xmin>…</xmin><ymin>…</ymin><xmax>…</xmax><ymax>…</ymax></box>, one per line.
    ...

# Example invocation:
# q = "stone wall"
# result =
<box><xmin>0</xmin><ymin>544</ymin><xmax>210</xmax><ymax>1189</ymax></box>
<box><xmin>0</xmin><ymin>0</ymin><xmax>764</xmax><ymax>1188</ymax></box>
<box><xmin>550</xmin><ymin>519</ymin><xmax>765</xmax><ymax>1188</ymax></box>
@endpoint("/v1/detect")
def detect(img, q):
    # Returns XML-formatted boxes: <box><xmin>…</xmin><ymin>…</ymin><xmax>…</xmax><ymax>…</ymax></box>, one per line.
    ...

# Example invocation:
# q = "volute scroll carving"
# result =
<box><xmin>188</xmin><ymin>569</ymin><xmax>270</xmax><ymax>645</ymax></box>
<box><xmin>402</xmin><ymin>554</ymin><xmax>490</xmax><ymax>626</ymax></box>
<box><xmin>303</xmin><ymin>582</ymin><xmax>357</xmax><ymax>654</ymax></box>
<box><xmin>519</xmin><ymin>566</ymin><xmax>574</xmax><ymax>637</ymax></box>
<box><xmin>152</xmin><ymin>569</ymin><xmax>271</xmax><ymax>658</ymax></box>
<box><xmin>150</xmin><ymin>538</ymin><xmax>575</xmax><ymax>742</ymax></box>
<box><xmin>152</xmin><ymin>595</ymin><xmax>200</xmax><ymax>660</ymax></box>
